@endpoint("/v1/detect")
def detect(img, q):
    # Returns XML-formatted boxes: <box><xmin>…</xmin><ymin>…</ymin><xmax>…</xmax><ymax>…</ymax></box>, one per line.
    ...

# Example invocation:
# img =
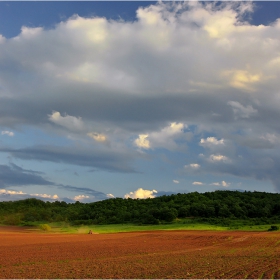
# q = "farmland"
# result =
<box><xmin>0</xmin><ymin>226</ymin><xmax>280</xmax><ymax>279</ymax></box>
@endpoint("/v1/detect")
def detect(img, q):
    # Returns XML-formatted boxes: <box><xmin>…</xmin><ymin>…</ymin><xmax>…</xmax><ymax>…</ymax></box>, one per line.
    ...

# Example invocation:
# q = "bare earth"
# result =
<box><xmin>0</xmin><ymin>226</ymin><xmax>280</xmax><ymax>279</ymax></box>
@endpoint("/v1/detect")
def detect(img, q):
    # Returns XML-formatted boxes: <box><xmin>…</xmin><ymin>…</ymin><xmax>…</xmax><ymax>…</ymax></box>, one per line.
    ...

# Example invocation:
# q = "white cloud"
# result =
<box><xmin>222</xmin><ymin>180</ymin><xmax>230</xmax><ymax>187</ymax></box>
<box><xmin>74</xmin><ymin>194</ymin><xmax>90</xmax><ymax>201</ymax></box>
<box><xmin>1</xmin><ymin>1</ymin><xmax>279</xmax><ymax>103</ymax></box>
<box><xmin>1</xmin><ymin>131</ymin><xmax>14</xmax><ymax>137</ymax></box>
<box><xmin>0</xmin><ymin>34</ymin><xmax>5</xmax><ymax>44</ymax></box>
<box><xmin>30</xmin><ymin>193</ymin><xmax>59</xmax><ymax>200</ymax></box>
<box><xmin>0</xmin><ymin>189</ymin><xmax>60</xmax><ymax>201</ymax></box>
<box><xmin>0</xmin><ymin>187</ymin><xmax>110</xmax><ymax>203</ymax></box>
<box><xmin>210</xmin><ymin>181</ymin><xmax>230</xmax><ymax>187</ymax></box>
<box><xmin>209</xmin><ymin>154</ymin><xmax>230</xmax><ymax>162</ymax></box>
<box><xmin>185</xmin><ymin>163</ymin><xmax>201</xmax><ymax>169</ymax></box>
<box><xmin>223</xmin><ymin>69</ymin><xmax>262</xmax><ymax>92</ymax></box>
<box><xmin>227</xmin><ymin>101</ymin><xmax>258</xmax><ymax>119</ymax></box>
<box><xmin>87</xmin><ymin>132</ymin><xmax>107</xmax><ymax>143</ymax></box>
<box><xmin>200</xmin><ymin>137</ymin><xmax>224</xmax><ymax>146</ymax></box>
<box><xmin>260</xmin><ymin>133</ymin><xmax>279</xmax><ymax>145</ymax></box>
<box><xmin>49</xmin><ymin>111</ymin><xmax>85</xmax><ymax>132</ymax></box>
<box><xmin>192</xmin><ymin>181</ymin><xmax>204</xmax><ymax>185</ymax></box>
<box><xmin>134</xmin><ymin>134</ymin><xmax>150</xmax><ymax>149</ymax></box>
<box><xmin>203</xmin><ymin>10</ymin><xmax>237</xmax><ymax>39</ymax></box>
<box><xmin>18</xmin><ymin>26</ymin><xmax>43</xmax><ymax>39</ymax></box>
<box><xmin>124</xmin><ymin>188</ymin><xmax>158</xmax><ymax>199</ymax></box>
<box><xmin>135</xmin><ymin>122</ymin><xmax>185</xmax><ymax>150</ymax></box>
<box><xmin>0</xmin><ymin>189</ymin><xmax>26</xmax><ymax>195</ymax></box>
<box><xmin>173</xmin><ymin>180</ymin><xmax>179</xmax><ymax>184</ymax></box>
<box><xmin>186</xmin><ymin>1</ymin><xmax>253</xmax><ymax>40</ymax></box>
<box><xmin>210</xmin><ymin>182</ymin><xmax>221</xmax><ymax>186</ymax></box>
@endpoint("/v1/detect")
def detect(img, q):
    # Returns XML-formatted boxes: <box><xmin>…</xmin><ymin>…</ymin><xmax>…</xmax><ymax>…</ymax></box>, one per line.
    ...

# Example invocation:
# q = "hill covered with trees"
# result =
<box><xmin>1</xmin><ymin>191</ymin><xmax>280</xmax><ymax>226</ymax></box>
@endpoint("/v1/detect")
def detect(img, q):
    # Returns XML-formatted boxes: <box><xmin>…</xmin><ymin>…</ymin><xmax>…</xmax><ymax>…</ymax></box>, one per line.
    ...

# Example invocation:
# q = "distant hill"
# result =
<box><xmin>1</xmin><ymin>190</ymin><xmax>280</xmax><ymax>226</ymax></box>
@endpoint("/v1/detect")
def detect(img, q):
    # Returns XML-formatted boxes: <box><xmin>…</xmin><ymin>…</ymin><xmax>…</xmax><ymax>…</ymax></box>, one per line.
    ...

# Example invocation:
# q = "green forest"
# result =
<box><xmin>1</xmin><ymin>190</ymin><xmax>280</xmax><ymax>227</ymax></box>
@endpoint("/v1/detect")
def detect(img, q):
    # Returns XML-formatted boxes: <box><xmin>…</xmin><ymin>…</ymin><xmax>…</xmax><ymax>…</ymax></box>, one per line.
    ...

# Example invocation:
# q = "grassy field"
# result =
<box><xmin>51</xmin><ymin>222</ymin><xmax>228</xmax><ymax>234</ymax></box>
<box><xmin>11</xmin><ymin>218</ymin><xmax>279</xmax><ymax>234</ymax></box>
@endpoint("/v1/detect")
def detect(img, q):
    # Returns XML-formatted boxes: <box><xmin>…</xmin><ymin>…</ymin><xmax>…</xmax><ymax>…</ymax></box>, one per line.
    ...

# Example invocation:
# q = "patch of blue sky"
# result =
<box><xmin>0</xmin><ymin>125</ymin><xmax>73</xmax><ymax>148</ymax></box>
<box><xmin>0</xmin><ymin>1</ymin><xmax>154</xmax><ymax>38</ymax></box>
<box><xmin>250</xmin><ymin>1</ymin><xmax>280</xmax><ymax>26</ymax></box>
<box><xmin>1</xmin><ymin>1</ymin><xmax>280</xmax><ymax>39</ymax></box>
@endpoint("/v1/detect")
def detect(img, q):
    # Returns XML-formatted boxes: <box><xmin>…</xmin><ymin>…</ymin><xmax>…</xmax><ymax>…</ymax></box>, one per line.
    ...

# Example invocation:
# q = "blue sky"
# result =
<box><xmin>1</xmin><ymin>1</ymin><xmax>280</xmax><ymax>202</ymax></box>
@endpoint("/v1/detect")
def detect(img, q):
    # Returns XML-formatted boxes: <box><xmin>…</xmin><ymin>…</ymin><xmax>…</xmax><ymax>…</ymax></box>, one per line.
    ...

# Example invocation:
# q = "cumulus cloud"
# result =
<box><xmin>74</xmin><ymin>194</ymin><xmax>90</xmax><ymax>201</ymax></box>
<box><xmin>0</xmin><ymin>189</ymin><xmax>27</xmax><ymax>195</ymax></box>
<box><xmin>260</xmin><ymin>133</ymin><xmax>278</xmax><ymax>145</ymax></box>
<box><xmin>72</xmin><ymin>194</ymin><xmax>99</xmax><ymax>203</ymax></box>
<box><xmin>227</xmin><ymin>101</ymin><xmax>258</xmax><ymax>119</ymax></box>
<box><xmin>135</xmin><ymin>134</ymin><xmax>150</xmax><ymax>149</ymax></box>
<box><xmin>1</xmin><ymin>130</ymin><xmax>14</xmax><ymax>137</ymax></box>
<box><xmin>135</xmin><ymin>122</ymin><xmax>185</xmax><ymax>150</ymax></box>
<box><xmin>185</xmin><ymin>163</ymin><xmax>200</xmax><ymax>169</ymax></box>
<box><xmin>222</xmin><ymin>180</ymin><xmax>230</xmax><ymax>187</ymax></box>
<box><xmin>200</xmin><ymin>137</ymin><xmax>224</xmax><ymax>146</ymax></box>
<box><xmin>223</xmin><ymin>70</ymin><xmax>262</xmax><ymax>92</ymax></box>
<box><xmin>124</xmin><ymin>188</ymin><xmax>158</xmax><ymax>199</ymax></box>
<box><xmin>209</xmin><ymin>154</ymin><xmax>230</xmax><ymax>163</ymax></box>
<box><xmin>0</xmin><ymin>188</ymin><xmax>61</xmax><ymax>202</ymax></box>
<box><xmin>49</xmin><ymin>111</ymin><xmax>85</xmax><ymax>132</ymax></box>
<box><xmin>30</xmin><ymin>193</ymin><xmax>59</xmax><ymax>200</ymax></box>
<box><xmin>87</xmin><ymin>132</ymin><xmax>107</xmax><ymax>143</ymax></box>
<box><xmin>0</xmin><ymin>188</ymin><xmax>106</xmax><ymax>203</ymax></box>
<box><xmin>0</xmin><ymin>189</ymin><xmax>30</xmax><ymax>202</ymax></box>
<box><xmin>210</xmin><ymin>182</ymin><xmax>221</xmax><ymax>186</ymax></box>
<box><xmin>192</xmin><ymin>181</ymin><xmax>204</xmax><ymax>185</ymax></box>
<box><xmin>49</xmin><ymin>111</ymin><xmax>111</xmax><ymax>145</ymax></box>
<box><xmin>0</xmin><ymin>2</ymin><xmax>279</xmax><ymax>128</ymax></box>
<box><xmin>210</xmin><ymin>181</ymin><xmax>230</xmax><ymax>187</ymax></box>
<box><xmin>191</xmin><ymin>163</ymin><xmax>200</xmax><ymax>168</ymax></box>
<box><xmin>173</xmin><ymin>180</ymin><xmax>179</xmax><ymax>184</ymax></box>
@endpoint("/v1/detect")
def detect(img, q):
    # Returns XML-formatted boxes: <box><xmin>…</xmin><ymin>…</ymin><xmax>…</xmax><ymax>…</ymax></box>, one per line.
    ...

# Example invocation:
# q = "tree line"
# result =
<box><xmin>1</xmin><ymin>190</ymin><xmax>280</xmax><ymax>226</ymax></box>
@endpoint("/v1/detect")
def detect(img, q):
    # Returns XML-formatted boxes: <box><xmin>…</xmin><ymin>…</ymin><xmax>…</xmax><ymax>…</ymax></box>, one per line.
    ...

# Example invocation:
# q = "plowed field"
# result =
<box><xmin>1</xmin><ymin>226</ymin><xmax>280</xmax><ymax>279</ymax></box>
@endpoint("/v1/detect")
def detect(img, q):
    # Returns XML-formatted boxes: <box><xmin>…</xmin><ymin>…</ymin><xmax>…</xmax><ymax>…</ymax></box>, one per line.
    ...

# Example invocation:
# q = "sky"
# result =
<box><xmin>1</xmin><ymin>1</ymin><xmax>280</xmax><ymax>203</ymax></box>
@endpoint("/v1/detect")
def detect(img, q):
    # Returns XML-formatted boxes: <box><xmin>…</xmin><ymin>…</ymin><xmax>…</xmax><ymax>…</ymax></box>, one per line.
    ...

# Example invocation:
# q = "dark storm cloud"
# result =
<box><xmin>0</xmin><ymin>89</ymin><xmax>234</xmax><ymax>132</ymax></box>
<box><xmin>9</xmin><ymin>163</ymin><xmax>44</xmax><ymax>175</ymax></box>
<box><xmin>0</xmin><ymin>163</ymin><xmax>53</xmax><ymax>187</ymax></box>
<box><xmin>199</xmin><ymin>151</ymin><xmax>280</xmax><ymax>192</ymax></box>
<box><xmin>0</xmin><ymin>163</ymin><xmax>111</xmax><ymax>202</ymax></box>
<box><xmin>1</xmin><ymin>78</ymin><xmax>278</xmax><ymax>137</ymax></box>
<box><xmin>0</xmin><ymin>145</ymin><xmax>138</xmax><ymax>173</ymax></box>
<box><xmin>57</xmin><ymin>184</ymin><xmax>108</xmax><ymax>200</ymax></box>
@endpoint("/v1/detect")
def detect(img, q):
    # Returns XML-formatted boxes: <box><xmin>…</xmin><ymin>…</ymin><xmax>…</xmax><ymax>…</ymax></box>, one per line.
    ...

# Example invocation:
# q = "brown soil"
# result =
<box><xmin>0</xmin><ymin>225</ymin><xmax>35</xmax><ymax>232</ymax></box>
<box><xmin>0</xmin><ymin>228</ymin><xmax>280</xmax><ymax>279</ymax></box>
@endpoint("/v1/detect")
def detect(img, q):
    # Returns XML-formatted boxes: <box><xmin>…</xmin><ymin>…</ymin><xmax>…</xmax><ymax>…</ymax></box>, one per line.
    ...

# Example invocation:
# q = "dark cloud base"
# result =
<box><xmin>0</xmin><ymin>145</ymin><xmax>137</xmax><ymax>173</ymax></box>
